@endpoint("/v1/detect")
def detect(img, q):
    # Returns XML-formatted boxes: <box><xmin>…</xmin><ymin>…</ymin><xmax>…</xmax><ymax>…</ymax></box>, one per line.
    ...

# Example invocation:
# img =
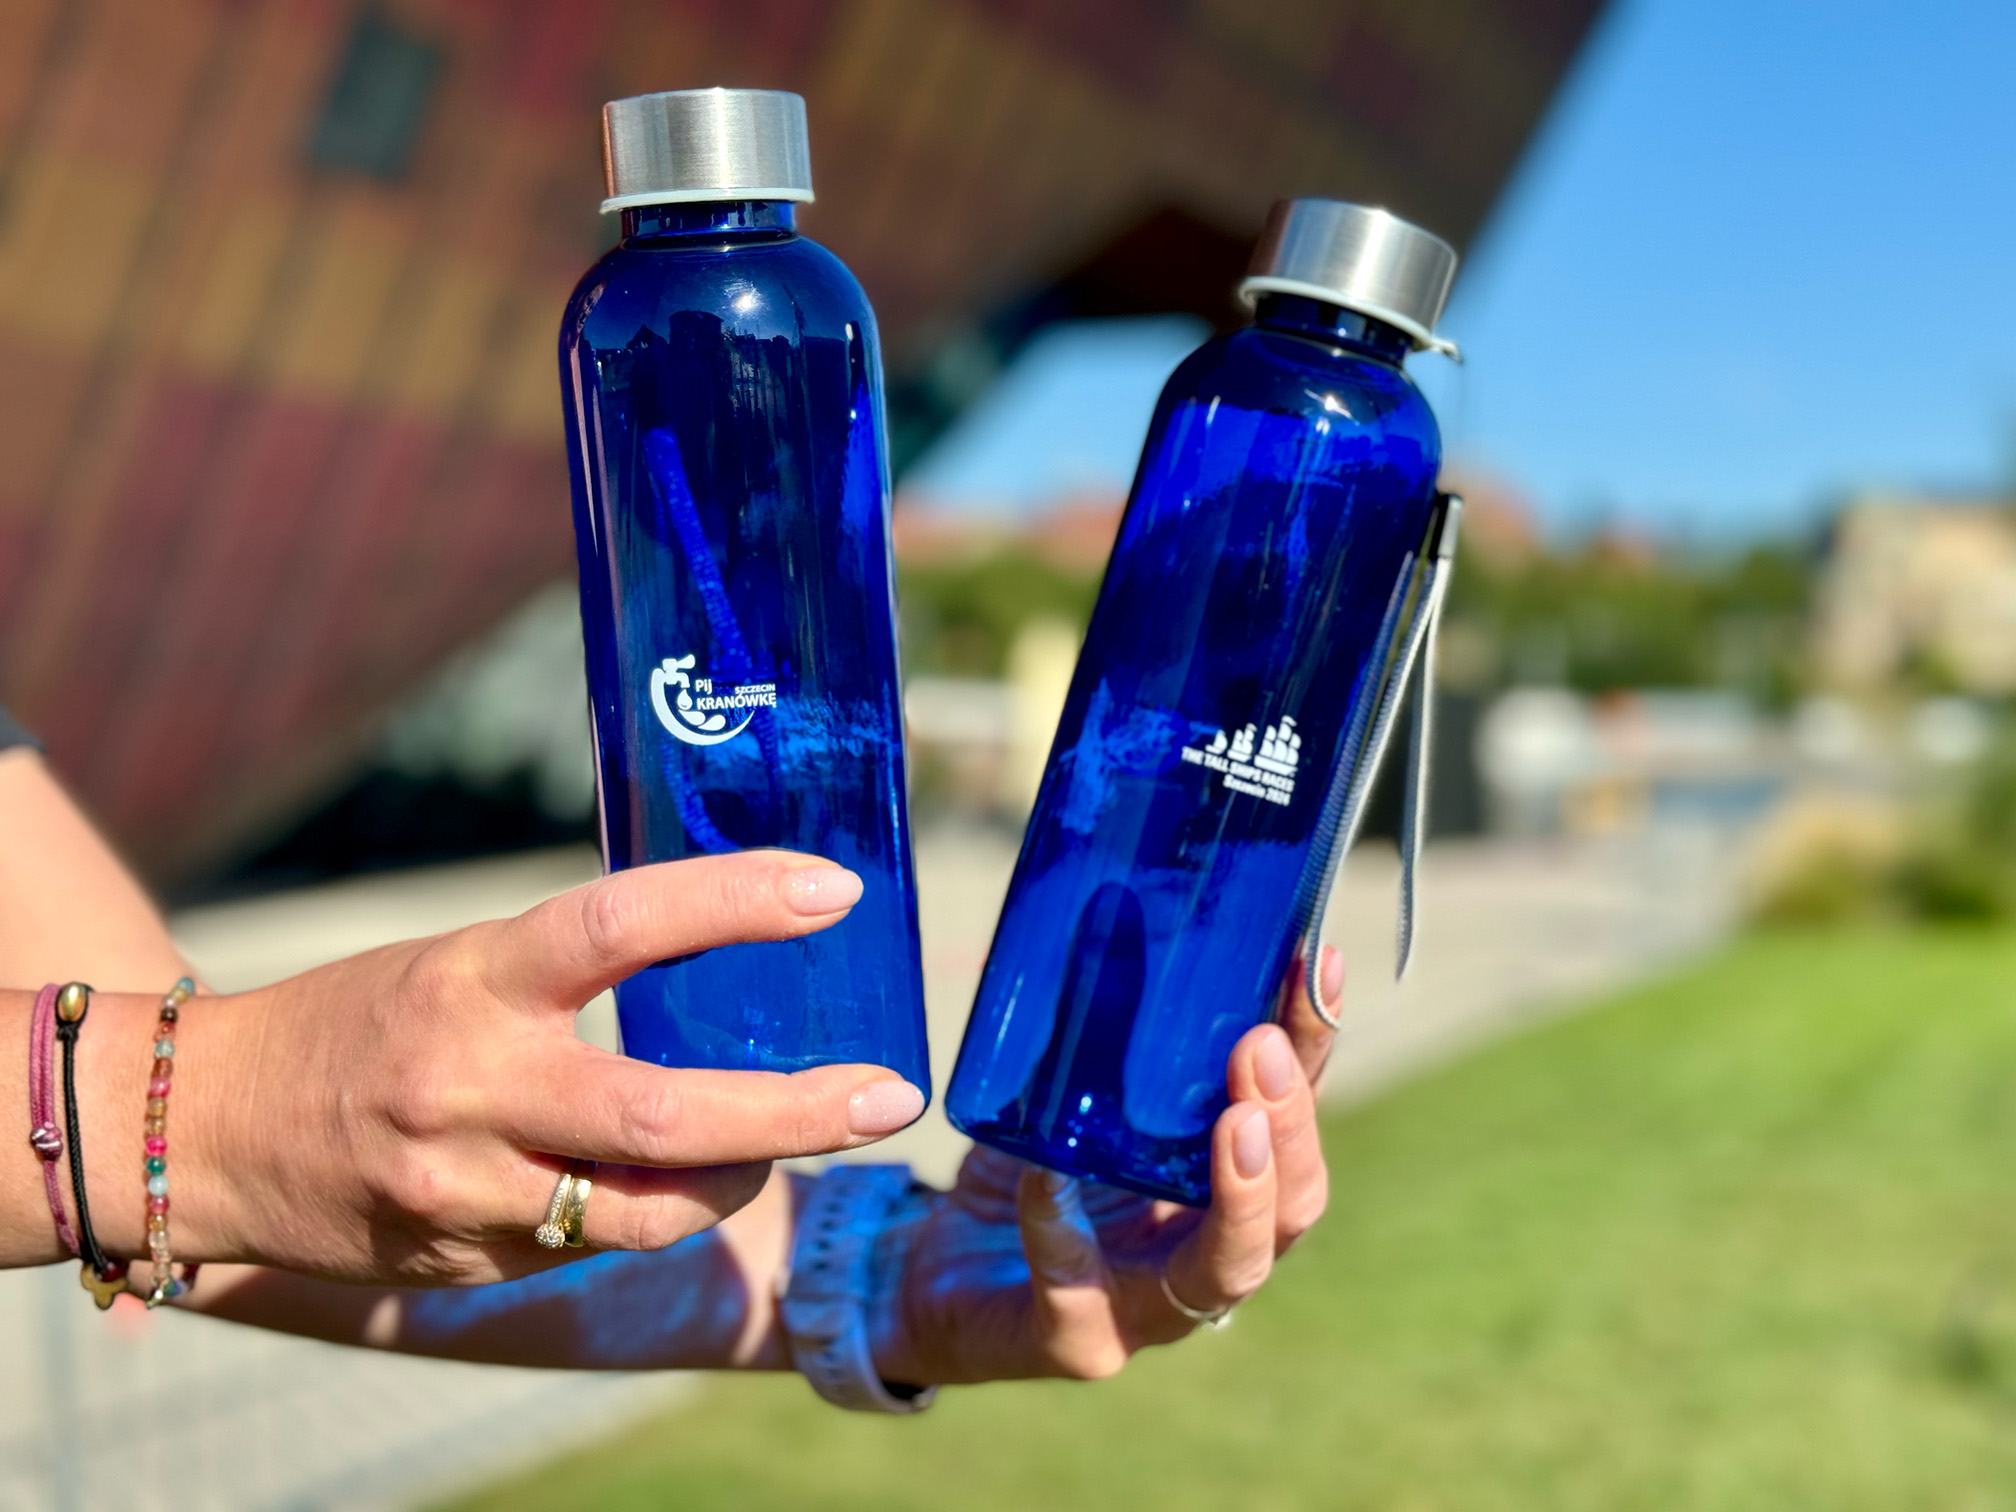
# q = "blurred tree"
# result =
<box><xmin>898</xmin><ymin>553</ymin><xmax>1101</xmax><ymax>678</ymax></box>
<box><xmin>1446</xmin><ymin>537</ymin><xmax>1814</xmax><ymax>704</ymax></box>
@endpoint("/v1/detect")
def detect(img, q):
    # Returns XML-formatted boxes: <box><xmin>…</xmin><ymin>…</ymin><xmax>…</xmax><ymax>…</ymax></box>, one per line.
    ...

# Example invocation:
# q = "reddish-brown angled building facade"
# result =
<box><xmin>0</xmin><ymin>0</ymin><xmax>1607</xmax><ymax>874</ymax></box>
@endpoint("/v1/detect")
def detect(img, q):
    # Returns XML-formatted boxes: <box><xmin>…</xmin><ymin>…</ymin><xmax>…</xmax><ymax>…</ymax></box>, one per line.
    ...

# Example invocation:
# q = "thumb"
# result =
<box><xmin>1016</xmin><ymin>1167</ymin><xmax>1126</xmax><ymax>1379</ymax></box>
<box><xmin>481</xmin><ymin>850</ymin><xmax>862</xmax><ymax>1009</ymax></box>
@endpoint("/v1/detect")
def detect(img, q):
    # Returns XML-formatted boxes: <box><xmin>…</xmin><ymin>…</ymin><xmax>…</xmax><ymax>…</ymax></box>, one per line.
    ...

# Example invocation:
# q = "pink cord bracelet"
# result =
<box><xmin>27</xmin><ymin>982</ymin><xmax>80</xmax><ymax>1257</ymax></box>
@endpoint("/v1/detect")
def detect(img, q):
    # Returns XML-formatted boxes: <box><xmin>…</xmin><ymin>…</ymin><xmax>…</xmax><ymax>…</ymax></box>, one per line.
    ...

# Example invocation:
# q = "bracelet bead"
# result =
<box><xmin>134</xmin><ymin>976</ymin><xmax>198</xmax><ymax>1308</ymax></box>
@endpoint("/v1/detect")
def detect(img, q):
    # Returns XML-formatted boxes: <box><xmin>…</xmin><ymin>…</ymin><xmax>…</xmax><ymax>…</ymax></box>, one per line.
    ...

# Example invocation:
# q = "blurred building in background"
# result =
<box><xmin>1811</xmin><ymin>495</ymin><xmax>2016</xmax><ymax>695</ymax></box>
<box><xmin>0</xmin><ymin>0</ymin><xmax>1608</xmax><ymax>882</ymax></box>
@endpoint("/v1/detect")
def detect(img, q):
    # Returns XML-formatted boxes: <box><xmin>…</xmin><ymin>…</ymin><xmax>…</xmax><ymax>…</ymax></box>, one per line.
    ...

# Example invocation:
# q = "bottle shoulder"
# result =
<box><xmin>1162</xmin><ymin>326</ymin><xmax>1438</xmax><ymax>441</ymax></box>
<box><xmin>562</xmin><ymin>234</ymin><xmax>873</xmax><ymax>354</ymax></box>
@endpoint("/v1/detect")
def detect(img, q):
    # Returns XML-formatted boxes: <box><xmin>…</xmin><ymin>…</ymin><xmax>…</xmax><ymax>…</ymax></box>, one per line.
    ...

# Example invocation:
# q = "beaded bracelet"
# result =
<box><xmin>140</xmin><ymin>976</ymin><xmax>197</xmax><ymax>1307</ymax></box>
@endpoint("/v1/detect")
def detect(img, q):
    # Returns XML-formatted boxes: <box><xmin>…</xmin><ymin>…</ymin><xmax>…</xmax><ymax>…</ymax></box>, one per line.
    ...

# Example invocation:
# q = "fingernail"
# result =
<box><xmin>1255</xmin><ymin>1029</ymin><xmax>1297</xmax><ymax>1102</ymax></box>
<box><xmin>1233</xmin><ymin>1106</ymin><xmax>1271</xmax><ymax>1179</ymax></box>
<box><xmin>1320</xmin><ymin>945</ymin><xmax>1344</xmax><ymax>1007</ymax></box>
<box><xmin>784</xmin><ymin>866</ymin><xmax>863</xmax><ymax>916</ymax></box>
<box><xmin>848</xmin><ymin>1078</ymin><xmax>924</xmax><ymax>1135</ymax></box>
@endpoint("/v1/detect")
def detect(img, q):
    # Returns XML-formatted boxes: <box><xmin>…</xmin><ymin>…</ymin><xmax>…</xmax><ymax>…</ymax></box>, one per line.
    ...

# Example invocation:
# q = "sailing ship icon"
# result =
<box><xmin>1254</xmin><ymin>717</ymin><xmax>1301</xmax><ymax>776</ymax></box>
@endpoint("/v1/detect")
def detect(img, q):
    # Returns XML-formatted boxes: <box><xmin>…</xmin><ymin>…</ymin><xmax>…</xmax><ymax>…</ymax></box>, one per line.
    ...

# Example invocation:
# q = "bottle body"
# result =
<box><xmin>559</xmin><ymin>201</ymin><xmax>928</xmax><ymax>1094</ymax></box>
<box><xmin>946</xmin><ymin>300</ymin><xmax>1441</xmax><ymax>1202</ymax></box>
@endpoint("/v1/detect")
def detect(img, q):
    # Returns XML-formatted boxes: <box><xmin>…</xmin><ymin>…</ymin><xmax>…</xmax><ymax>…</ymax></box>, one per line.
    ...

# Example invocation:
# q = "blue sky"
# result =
<box><xmin>903</xmin><ymin>315</ymin><xmax>1207</xmax><ymax>510</ymax></box>
<box><xmin>907</xmin><ymin>0</ymin><xmax>2016</xmax><ymax>540</ymax></box>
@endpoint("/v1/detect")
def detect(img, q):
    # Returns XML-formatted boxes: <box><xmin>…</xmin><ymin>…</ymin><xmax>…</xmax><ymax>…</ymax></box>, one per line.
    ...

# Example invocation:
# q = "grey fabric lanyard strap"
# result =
<box><xmin>1299</xmin><ymin>493</ymin><xmax>1462</xmax><ymax>1026</ymax></box>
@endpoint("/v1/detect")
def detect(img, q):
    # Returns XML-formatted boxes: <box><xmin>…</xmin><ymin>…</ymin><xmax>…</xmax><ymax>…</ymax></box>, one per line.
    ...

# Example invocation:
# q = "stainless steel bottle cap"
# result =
<box><xmin>1239</xmin><ymin>199</ymin><xmax>1460</xmax><ymax>359</ymax></box>
<box><xmin>600</xmin><ymin>88</ymin><xmax>814</xmax><ymax>214</ymax></box>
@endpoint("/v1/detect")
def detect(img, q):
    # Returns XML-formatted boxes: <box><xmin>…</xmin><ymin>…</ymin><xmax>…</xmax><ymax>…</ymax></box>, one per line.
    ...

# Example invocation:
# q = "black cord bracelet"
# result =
<box><xmin>53</xmin><ymin>983</ymin><xmax>128</xmax><ymax>1308</ymax></box>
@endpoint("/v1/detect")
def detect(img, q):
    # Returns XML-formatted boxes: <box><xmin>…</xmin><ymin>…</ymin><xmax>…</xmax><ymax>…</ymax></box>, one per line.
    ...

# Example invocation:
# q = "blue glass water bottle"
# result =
<box><xmin>947</xmin><ymin>200</ymin><xmax>1465</xmax><ymax>1201</ymax></box>
<box><xmin>559</xmin><ymin>89</ymin><xmax>928</xmax><ymax>1093</ymax></box>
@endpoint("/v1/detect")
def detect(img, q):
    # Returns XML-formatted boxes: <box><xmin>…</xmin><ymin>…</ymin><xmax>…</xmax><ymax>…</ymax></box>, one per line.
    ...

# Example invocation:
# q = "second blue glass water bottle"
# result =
<box><xmin>947</xmin><ymin>201</ymin><xmax>1464</xmax><ymax>1202</ymax></box>
<box><xmin>560</xmin><ymin>89</ymin><xmax>928</xmax><ymax>1092</ymax></box>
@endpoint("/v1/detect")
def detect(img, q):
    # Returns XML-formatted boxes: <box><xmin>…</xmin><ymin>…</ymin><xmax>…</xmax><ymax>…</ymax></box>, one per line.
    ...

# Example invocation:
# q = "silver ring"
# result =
<box><xmin>1160</xmin><ymin>1268</ymin><xmax>1233</xmax><ymax>1330</ymax></box>
<box><xmin>1309</xmin><ymin>987</ymin><xmax>1342</xmax><ymax>1032</ymax></box>
<box><xmin>1306</xmin><ymin>947</ymin><xmax>1342</xmax><ymax>1030</ymax></box>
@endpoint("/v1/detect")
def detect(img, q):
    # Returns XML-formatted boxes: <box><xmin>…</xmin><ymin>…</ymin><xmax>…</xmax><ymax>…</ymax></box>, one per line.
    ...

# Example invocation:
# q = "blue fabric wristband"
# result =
<box><xmin>779</xmin><ymin>1164</ymin><xmax>938</xmax><ymax>1414</ymax></box>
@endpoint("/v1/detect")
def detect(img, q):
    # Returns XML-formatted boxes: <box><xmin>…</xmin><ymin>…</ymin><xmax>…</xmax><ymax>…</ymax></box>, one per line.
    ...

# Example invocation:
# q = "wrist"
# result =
<box><xmin>77</xmin><ymin>988</ymin><xmax>251</xmax><ymax>1265</ymax></box>
<box><xmin>712</xmin><ymin>1168</ymin><xmax>805</xmax><ymax>1371</ymax></box>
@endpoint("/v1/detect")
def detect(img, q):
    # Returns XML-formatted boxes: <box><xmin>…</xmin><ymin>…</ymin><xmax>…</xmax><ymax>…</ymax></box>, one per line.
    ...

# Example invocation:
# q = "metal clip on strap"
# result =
<box><xmin>1300</xmin><ymin>494</ymin><xmax>1462</xmax><ymax>1026</ymax></box>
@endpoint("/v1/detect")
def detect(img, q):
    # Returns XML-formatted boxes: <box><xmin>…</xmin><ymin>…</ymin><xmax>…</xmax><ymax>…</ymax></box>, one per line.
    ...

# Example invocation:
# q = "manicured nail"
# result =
<box><xmin>784</xmin><ymin>866</ymin><xmax>863</xmax><ymax>916</ymax></box>
<box><xmin>1233</xmin><ymin>1106</ymin><xmax>1271</xmax><ymax>1179</ymax></box>
<box><xmin>848</xmin><ymin>1078</ymin><xmax>924</xmax><ymax>1135</ymax></box>
<box><xmin>1255</xmin><ymin>1029</ymin><xmax>1297</xmax><ymax>1102</ymax></box>
<box><xmin>1320</xmin><ymin>945</ymin><xmax>1344</xmax><ymax>1008</ymax></box>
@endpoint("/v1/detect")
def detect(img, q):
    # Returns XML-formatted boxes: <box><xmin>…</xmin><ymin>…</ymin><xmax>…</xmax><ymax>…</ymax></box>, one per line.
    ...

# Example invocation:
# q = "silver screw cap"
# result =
<box><xmin>600</xmin><ymin>88</ymin><xmax>814</xmax><ymax>214</ymax></box>
<box><xmin>1239</xmin><ymin>199</ymin><xmax>1460</xmax><ymax>359</ymax></box>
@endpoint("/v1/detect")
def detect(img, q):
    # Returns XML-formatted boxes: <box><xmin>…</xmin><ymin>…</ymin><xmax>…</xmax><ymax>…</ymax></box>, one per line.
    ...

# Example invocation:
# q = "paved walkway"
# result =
<box><xmin>0</xmin><ymin>825</ymin><xmax>1735</xmax><ymax>1510</ymax></box>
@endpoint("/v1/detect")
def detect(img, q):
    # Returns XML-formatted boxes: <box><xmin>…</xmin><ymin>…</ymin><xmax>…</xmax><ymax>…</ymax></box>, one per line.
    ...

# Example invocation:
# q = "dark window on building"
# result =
<box><xmin>306</xmin><ymin>9</ymin><xmax>445</xmax><ymax>180</ymax></box>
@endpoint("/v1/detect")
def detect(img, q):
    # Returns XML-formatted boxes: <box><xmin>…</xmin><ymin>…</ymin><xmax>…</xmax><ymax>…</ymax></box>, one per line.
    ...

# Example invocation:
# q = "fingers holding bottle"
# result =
<box><xmin>1280</xmin><ymin>942</ymin><xmax>1342</xmax><ymax>1087</ymax></box>
<box><xmin>1227</xmin><ymin>1023</ymin><xmax>1329</xmax><ymax>1253</ymax></box>
<box><xmin>503</xmin><ymin>1050</ymin><xmax>925</xmax><ymax>1168</ymax></box>
<box><xmin>186</xmin><ymin>847</ymin><xmax>914</xmax><ymax>1285</ymax></box>
<box><xmin>1013</xmin><ymin>1166</ymin><xmax>1129</xmax><ymax>1380</ymax></box>
<box><xmin>1160</xmin><ymin>1100</ymin><xmax>1278</xmax><ymax>1328</ymax></box>
<box><xmin>468</xmin><ymin>850</ymin><xmax>865</xmax><ymax>1013</ymax></box>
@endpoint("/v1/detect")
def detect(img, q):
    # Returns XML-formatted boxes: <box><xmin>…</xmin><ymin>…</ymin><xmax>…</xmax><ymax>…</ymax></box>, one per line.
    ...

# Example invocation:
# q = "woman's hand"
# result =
<box><xmin>165</xmin><ymin>851</ymin><xmax>922</xmax><ymax>1287</ymax></box>
<box><xmin>170</xmin><ymin>948</ymin><xmax>1338</xmax><ymax>1380</ymax></box>
<box><xmin>868</xmin><ymin>949</ymin><xmax>1339</xmax><ymax>1385</ymax></box>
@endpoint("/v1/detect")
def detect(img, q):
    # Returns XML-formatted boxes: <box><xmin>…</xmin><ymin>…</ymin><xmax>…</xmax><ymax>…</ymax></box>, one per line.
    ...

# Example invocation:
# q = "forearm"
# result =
<box><xmin>0</xmin><ymin>749</ymin><xmax>191</xmax><ymax>990</ymax></box>
<box><xmin>0</xmin><ymin>749</ymin><xmax>235</xmax><ymax>1266</ymax></box>
<box><xmin>178</xmin><ymin>1167</ymin><xmax>805</xmax><ymax>1371</ymax></box>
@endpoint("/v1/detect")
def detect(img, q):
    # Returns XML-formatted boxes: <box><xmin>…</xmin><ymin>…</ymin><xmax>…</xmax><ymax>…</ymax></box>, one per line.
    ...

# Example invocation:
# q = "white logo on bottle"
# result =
<box><xmin>1182</xmin><ymin>715</ymin><xmax>1300</xmax><ymax>806</ymax></box>
<box><xmin>649</xmin><ymin>654</ymin><xmax>776</xmax><ymax>747</ymax></box>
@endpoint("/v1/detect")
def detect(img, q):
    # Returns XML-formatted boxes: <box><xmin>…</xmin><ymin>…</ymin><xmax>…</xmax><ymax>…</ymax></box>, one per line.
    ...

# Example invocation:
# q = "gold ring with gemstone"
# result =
<box><xmin>534</xmin><ymin>1162</ymin><xmax>582</xmax><ymax>1249</ymax></box>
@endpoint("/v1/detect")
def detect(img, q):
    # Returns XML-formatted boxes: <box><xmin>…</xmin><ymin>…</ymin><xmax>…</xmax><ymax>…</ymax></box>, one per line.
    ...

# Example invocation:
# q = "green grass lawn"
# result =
<box><xmin>448</xmin><ymin>930</ymin><xmax>2016</xmax><ymax>1511</ymax></box>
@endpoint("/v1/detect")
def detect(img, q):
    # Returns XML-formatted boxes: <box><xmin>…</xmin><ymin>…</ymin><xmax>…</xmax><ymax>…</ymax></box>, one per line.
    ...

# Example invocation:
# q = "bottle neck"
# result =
<box><xmin>1252</xmin><ymin>293</ymin><xmax>1413</xmax><ymax>365</ymax></box>
<box><xmin>620</xmin><ymin>199</ymin><xmax>798</xmax><ymax>245</ymax></box>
